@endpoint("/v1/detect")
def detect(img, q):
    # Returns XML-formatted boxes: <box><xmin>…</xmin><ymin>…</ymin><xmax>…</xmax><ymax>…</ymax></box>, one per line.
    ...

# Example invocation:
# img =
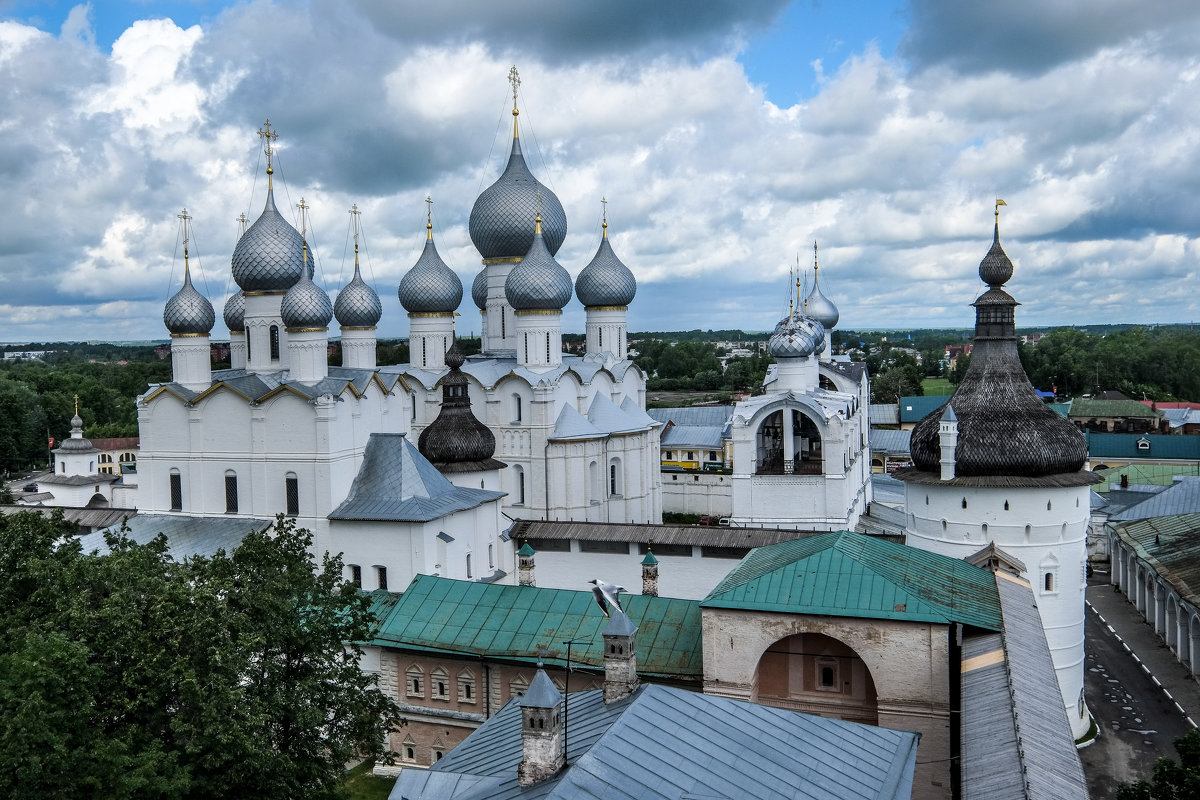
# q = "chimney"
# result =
<box><xmin>518</xmin><ymin>541</ymin><xmax>536</xmax><ymax>587</ymax></box>
<box><xmin>517</xmin><ymin>668</ymin><xmax>564</xmax><ymax>785</ymax></box>
<box><xmin>603</xmin><ymin>609</ymin><xmax>639</xmax><ymax>704</ymax></box>
<box><xmin>939</xmin><ymin>405</ymin><xmax>958</xmax><ymax>481</ymax></box>
<box><xmin>641</xmin><ymin>549</ymin><xmax>659</xmax><ymax>597</ymax></box>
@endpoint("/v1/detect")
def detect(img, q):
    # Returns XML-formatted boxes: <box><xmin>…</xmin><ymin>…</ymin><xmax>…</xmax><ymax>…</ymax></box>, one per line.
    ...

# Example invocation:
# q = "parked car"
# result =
<box><xmin>21</xmin><ymin>483</ymin><xmax>37</xmax><ymax>492</ymax></box>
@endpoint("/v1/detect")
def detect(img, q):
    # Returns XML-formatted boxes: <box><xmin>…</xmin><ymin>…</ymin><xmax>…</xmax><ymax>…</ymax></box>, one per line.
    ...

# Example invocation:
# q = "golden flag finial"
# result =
<box><xmin>995</xmin><ymin>198</ymin><xmax>1007</xmax><ymax>221</ymax></box>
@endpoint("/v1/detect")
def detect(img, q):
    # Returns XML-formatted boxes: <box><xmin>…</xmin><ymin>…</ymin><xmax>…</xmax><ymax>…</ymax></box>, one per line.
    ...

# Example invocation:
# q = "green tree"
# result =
<box><xmin>872</xmin><ymin>364</ymin><xmax>924</xmax><ymax>403</ymax></box>
<box><xmin>0</xmin><ymin>512</ymin><xmax>401</xmax><ymax>799</ymax></box>
<box><xmin>1117</xmin><ymin>728</ymin><xmax>1200</xmax><ymax>799</ymax></box>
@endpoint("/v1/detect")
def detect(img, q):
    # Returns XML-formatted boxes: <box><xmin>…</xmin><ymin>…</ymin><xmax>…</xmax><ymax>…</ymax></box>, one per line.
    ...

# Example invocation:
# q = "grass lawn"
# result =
<box><xmin>344</xmin><ymin>761</ymin><xmax>396</xmax><ymax>800</ymax></box>
<box><xmin>921</xmin><ymin>377</ymin><xmax>954</xmax><ymax>396</ymax></box>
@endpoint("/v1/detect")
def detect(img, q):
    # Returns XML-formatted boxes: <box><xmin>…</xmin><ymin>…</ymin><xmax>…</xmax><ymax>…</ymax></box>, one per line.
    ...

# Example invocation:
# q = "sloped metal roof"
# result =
<box><xmin>1112</xmin><ymin>513</ymin><xmax>1200</xmax><ymax>606</ymax></box>
<box><xmin>548</xmin><ymin>403</ymin><xmax>605</xmax><ymax>440</ymax></box>
<box><xmin>82</xmin><ymin>513</ymin><xmax>263</xmax><ymax>558</ymax></box>
<box><xmin>1069</xmin><ymin>397</ymin><xmax>1162</xmax><ymax>420</ymax></box>
<box><xmin>899</xmin><ymin>395</ymin><xmax>949</xmax><ymax>423</ymax></box>
<box><xmin>1094</xmin><ymin>463</ymin><xmax>1200</xmax><ymax>493</ymax></box>
<box><xmin>1111</xmin><ymin>476</ymin><xmax>1200</xmax><ymax>521</ymax></box>
<box><xmin>509</xmin><ymin>519</ymin><xmax>847</xmax><ymax>549</ymax></box>
<box><xmin>960</xmin><ymin>572</ymin><xmax>1088</xmax><ymax>800</ymax></box>
<box><xmin>329</xmin><ymin>433</ymin><xmax>503</xmax><ymax>522</ymax></box>
<box><xmin>646</xmin><ymin>406</ymin><xmax>734</xmax><ymax>427</ymax></box>
<box><xmin>372</xmin><ymin>575</ymin><xmax>701</xmax><ymax>681</ymax></box>
<box><xmin>660</xmin><ymin>424</ymin><xmax>725</xmax><ymax>450</ymax></box>
<box><xmin>870</xmin><ymin>403</ymin><xmax>900</xmax><ymax>425</ymax></box>
<box><xmin>869</xmin><ymin>428</ymin><xmax>911</xmax><ymax>456</ymax></box>
<box><xmin>393</xmin><ymin>683</ymin><xmax>918</xmax><ymax>800</ymax></box>
<box><xmin>702</xmin><ymin>531</ymin><xmax>1002</xmax><ymax>631</ymax></box>
<box><xmin>1085</xmin><ymin>432</ymin><xmax>1200</xmax><ymax>461</ymax></box>
<box><xmin>586</xmin><ymin>393</ymin><xmax>650</xmax><ymax>435</ymax></box>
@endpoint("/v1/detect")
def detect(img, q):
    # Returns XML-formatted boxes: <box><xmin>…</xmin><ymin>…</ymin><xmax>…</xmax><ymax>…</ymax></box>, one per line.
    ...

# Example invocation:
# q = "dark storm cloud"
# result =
<box><xmin>900</xmin><ymin>0</ymin><xmax>1200</xmax><ymax>75</ymax></box>
<box><xmin>346</xmin><ymin>0</ymin><xmax>789</xmax><ymax>62</ymax></box>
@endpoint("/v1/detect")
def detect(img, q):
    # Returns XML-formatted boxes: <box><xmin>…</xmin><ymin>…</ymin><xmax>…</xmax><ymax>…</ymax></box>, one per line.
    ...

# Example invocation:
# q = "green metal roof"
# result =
<box><xmin>371</xmin><ymin>575</ymin><xmax>701</xmax><ymax>681</ymax></box>
<box><xmin>702</xmin><ymin>531</ymin><xmax>1002</xmax><ymax>631</ymax></box>
<box><xmin>1069</xmin><ymin>398</ymin><xmax>1162</xmax><ymax>420</ymax></box>
<box><xmin>1085</xmin><ymin>432</ymin><xmax>1200</xmax><ymax>461</ymax></box>
<box><xmin>1047</xmin><ymin>402</ymin><xmax>1071</xmax><ymax>418</ymax></box>
<box><xmin>1095</xmin><ymin>463</ymin><xmax>1200</xmax><ymax>493</ymax></box>
<box><xmin>899</xmin><ymin>395</ymin><xmax>949</xmax><ymax>423</ymax></box>
<box><xmin>1113</xmin><ymin>514</ymin><xmax>1200</xmax><ymax>605</ymax></box>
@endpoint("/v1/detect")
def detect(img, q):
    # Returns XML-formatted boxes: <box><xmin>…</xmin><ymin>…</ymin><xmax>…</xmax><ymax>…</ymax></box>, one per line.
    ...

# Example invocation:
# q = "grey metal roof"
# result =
<box><xmin>870</xmin><ymin>403</ymin><xmax>899</xmax><ymax>425</ymax></box>
<box><xmin>504</xmin><ymin>230</ymin><xmax>572</xmax><ymax>311</ymax></box>
<box><xmin>549</xmin><ymin>403</ymin><xmax>604</xmax><ymax>440</ymax></box>
<box><xmin>469</xmin><ymin>134</ymin><xmax>567</xmax><ymax>260</ymax></box>
<box><xmin>399</xmin><ymin>232</ymin><xmax>463</xmax><ymax>314</ymax></box>
<box><xmin>870</xmin><ymin>474</ymin><xmax>907</xmax><ymax>506</ymax></box>
<box><xmin>83</xmin><ymin>513</ymin><xmax>262</xmax><ymax>559</ymax></box>
<box><xmin>334</xmin><ymin>262</ymin><xmax>383</xmax><ymax>327</ymax></box>
<box><xmin>329</xmin><ymin>433</ymin><xmax>503</xmax><ymax>522</ymax></box>
<box><xmin>0</xmin><ymin>504</ymin><xmax>133</xmax><ymax>530</ymax></box>
<box><xmin>646</xmin><ymin>406</ymin><xmax>733</xmax><ymax>428</ymax></box>
<box><xmin>1112</xmin><ymin>514</ymin><xmax>1200</xmax><ymax>607</ymax></box>
<box><xmin>805</xmin><ymin>268</ymin><xmax>839</xmax><ymax>328</ymax></box>
<box><xmin>574</xmin><ymin>232</ymin><xmax>636</xmax><ymax>308</ymax></box>
<box><xmin>660</xmin><ymin>424</ymin><xmax>724</xmax><ymax>450</ymax></box>
<box><xmin>586</xmin><ymin>393</ymin><xmax>652</xmax><ymax>435</ymax></box>
<box><xmin>508</xmin><ymin>519</ymin><xmax>852</xmax><ymax>550</ymax></box>
<box><xmin>38</xmin><ymin>473</ymin><xmax>120</xmax><ymax>487</ymax></box>
<box><xmin>518</xmin><ymin>669</ymin><xmax>562</xmax><ymax>709</ymax></box>
<box><xmin>960</xmin><ymin>572</ymin><xmax>1088</xmax><ymax>800</ymax></box>
<box><xmin>471</xmin><ymin>268</ymin><xmax>488</xmax><ymax>310</ymax></box>
<box><xmin>1111</xmin><ymin>476</ymin><xmax>1200</xmax><ymax>521</ymax></box>
<box><xmin>393</xmin><ymin>683</ymin><xmax>918</xmax><ymax>800</ymax></box>
<box><xmin>163</xmin><ymin>266</ymin><xmax>215</xmax><ymax>335</ymax></box>
<box><xmin>769</xmin><ymin>312</ymin><xmax>824</xmax><ymax>359</ymax></box>
<box><xmin>280</xmin><ymin>261</ymin><xmax>333</xmax><ymax>329</ymax></box>
<box><xmin>869</xmin><ymin>428</ymin><xmax>911</xmax><ymax>456</ymax></box>
<box><xmin>223</xmin><ymin>291</ymin><xmax>245</xmax><ymax>332</ymax></box>
<box><xmin>231</xmin><ymin>187</ymin><xmax>305</xmax><ymax>292</ymax></box>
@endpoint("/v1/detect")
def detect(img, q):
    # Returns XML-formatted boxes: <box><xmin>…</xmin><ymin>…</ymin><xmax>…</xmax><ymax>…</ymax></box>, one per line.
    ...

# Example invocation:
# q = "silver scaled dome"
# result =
<box><xmin>335</xmin><ymin>264</ymin><xmax>382</xmax><ymax>328</ymax></box>
<box><xmin>768</xmin><ymin>313</ymin><xmax>825</xmax><ymax>359</ymax></box>
<box><xmin>399</xmin><ymin>223</ymin><xmax>463</xmax><ymax>314</ymax></box>
<box><xmin>805</xmin><ymin>268</ymin><xmax>839</xmax><ymax>329</ymax></box>
<box><xmin>504</xmin><ymin>219</ymin><xmax>573</xmax><ymax>311</ymax></box>
<box><xmin>469</xmin><ymin>134</ymin><xmax>567</xmax><ymax>260</ymax></box>
<box><xmin>281</xmin><ymin>259</ymin><xmax>333</xmax><ymax>329</ymax></box>
<box><xmin>223</xmin><ymin>291</ymin><xmax>245</xmax><ymax>332</ymax></box>
<box><xmin>58</xmin><ymin>412</ymin><xmax>97</xmax><ymax>453</ymax></box>
<box><xmin>231</xmin><ymin>188</ymin><xmax>305</xmax><ymax>292</ymax></box>
<box><xmin>163</xmin><ymin>267</ymin><xmax>215</xmax><ymax>335</ymax></box>
<box><xmin>575</xmin><ymin>223</ymin><xmax>636</xmax><ymax>307</ymax></box>
<box><xmin>471</xmin><ymin>269</ymin><xmax>488</xmax><ymax>311</ymax></box>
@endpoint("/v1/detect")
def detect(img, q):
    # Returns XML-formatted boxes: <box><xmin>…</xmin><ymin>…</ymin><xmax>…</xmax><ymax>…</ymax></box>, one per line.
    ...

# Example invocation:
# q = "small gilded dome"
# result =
<box><xmin>223</xmin><ymin>291</ymin><xmax>245</xmax><ymax>332</ymax></box>
<box><xmin>399</xmin><ymin>226</ymin><xmax>463</xmax><ymax>314</ymax></box>
<box><xmin>231</xmin><ymin>188</ymin><xmax>305</xmax><ymax>292</ymax></box>
<box><xmin>504</xmin><ymin>221</ymin><xmax>573</xmax><ymax>311</ymax></box>
<box><xmin>164</xmin><ymin>267</ymin><xmax>215</xmax><ymax>335</ymax></box>
<box><xmin>575</xmin><ymin>224</ymin><xmax>636</xmax><ymax>307</ymax></box>
<box><xmin>469</xmin><ymin>135</ymin><xmax>567</xmax><ymax>260</ymax></box>
<box><xmin>281</xmin><ymin>260</ymin><xmax>333</xmax><ymax>329</ymax></box>
<box><xmin>335</xmin><ymin>265</ymin><xmax>382</xmax><ymax>327</ymax></box>
<box><xmin>472</xmin><ymin>269</ymin><xmax>488</xmax><ymax>310</ymax></box>
<box><xmin>979</xmin><ymin>223</ymin><xmax>1014</xmax><ymax>286</ymax></box>
<box><xmin>805</xmin><ymin>271</ymin><xmax>839</xmax><ymax>329</ymax></box>
<box><xmin>769</xmin><ymin>314</ymin><xmax>825</xmax><ymax>359</ymax></box>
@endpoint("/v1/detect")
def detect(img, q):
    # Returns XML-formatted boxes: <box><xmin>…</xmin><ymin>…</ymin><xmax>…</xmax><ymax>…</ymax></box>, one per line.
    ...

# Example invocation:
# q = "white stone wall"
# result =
<box><xmin>661</xmin><ymin>471</ymin><xmax>733</xmax><ymax>516</ymax></box>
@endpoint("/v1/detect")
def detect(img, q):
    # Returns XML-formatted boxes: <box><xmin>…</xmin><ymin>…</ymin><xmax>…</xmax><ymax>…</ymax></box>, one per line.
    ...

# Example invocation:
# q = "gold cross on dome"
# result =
<box><xmin>508</xmin><ymin>65</ymin><xmax>521</xmax><ymax>110</ymax></box>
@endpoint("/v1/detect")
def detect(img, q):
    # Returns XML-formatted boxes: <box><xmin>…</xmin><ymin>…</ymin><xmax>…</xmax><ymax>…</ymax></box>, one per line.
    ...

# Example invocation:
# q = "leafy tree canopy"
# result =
<box><xmin>1117</xmin><ymin>728</ymin><xmax>1200</xmax><ymax>799</ymax></box>
<box><xmin>0</xmin><ymin>512</ymin><xmax>401</xmax><ymax>800</ymax></box>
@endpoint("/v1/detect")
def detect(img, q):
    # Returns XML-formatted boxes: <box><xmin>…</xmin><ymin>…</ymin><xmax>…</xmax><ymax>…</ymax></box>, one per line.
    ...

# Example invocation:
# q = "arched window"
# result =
<box><xmin>169</xmin><ymin>468</ymin><xmax>183</xmax><ymax>511</ymax></box>
<box><xmin>610</xmin><ymin>458</ymin><xmax>622</xmax><ymax>496</ymax></box>
<box><xmin>224</xmin><ymin>470</ymin><xmax>238</xmax><ymax>514</ymax></box>
<box><xmin>1044</xmin><ymin>572</ymin><xmax>1055</xmax><ymax>592</ymax></box>
<box><xmin>269</xmin><ymin>325</ymin><xmax>280</xmax><ymax>360</ymax></box>
<box><xmin>466</xmin><ymin>553</ymin><xmax>473</xmax><ymax>580</ymax></box>
<box><xmin>285</xmin><ymin>472</ymin><xmax>299</xmax><ymax>516</ymax></box>
<box><xmin>411</xmin><ymin>392</ymin><xmax>417</xmax><ymax>422</ymax></box>
<box><xmin>513</xmin><ymin>393</ymin><xmax>522</xmax><ymax>423</ymax></box>
<box><xmin>406</xmin><ymin>665</ymin><xmax>424</xmax><ymax>698</ymax></box>
<box><xmin>513</xmin><ymin>466</ymin><xmax>526</xmax><ymax>505</ymax></box>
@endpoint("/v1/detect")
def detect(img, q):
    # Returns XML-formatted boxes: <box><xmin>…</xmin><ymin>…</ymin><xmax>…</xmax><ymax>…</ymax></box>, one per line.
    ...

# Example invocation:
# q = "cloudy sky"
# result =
<box><xmin>1</xmin><ymin>0</ymin><xmax>1198</xmax><ymax>343</ymax></box>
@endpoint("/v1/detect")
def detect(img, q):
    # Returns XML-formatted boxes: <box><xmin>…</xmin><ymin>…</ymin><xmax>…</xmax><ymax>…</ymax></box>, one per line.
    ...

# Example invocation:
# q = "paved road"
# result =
<box><xmin>1080</xmin><ymin>575</ymin><xmax>1195</xmax><ymax>799</ymax></box>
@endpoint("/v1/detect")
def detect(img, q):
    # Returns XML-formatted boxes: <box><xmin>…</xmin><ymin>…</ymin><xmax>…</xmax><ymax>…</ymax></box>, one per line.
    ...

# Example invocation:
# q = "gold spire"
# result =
<box><xmin>74</xmin><ymin>394</ymin><xmax>79</xmax><ymax>416</ymax></box>
<box><xmin>535</xmin><ymin>187</ymin><xmax>543</xmax><ymax>234</ymax></box>
<box><xmin>349</xmin><ymin>204</ymin><xmax>362</xmax><ymax>274</ymax></box>
<box><xmin>813</xmin><ymin>240</ymin><xmax>819</xmax><ymax>276</ymax></box>
<box><xmin>257</xmin><ymin>119</ymin><xmax>279</xmax><ymax>189</ymax></box>
<box><xmin>601</xmin><ymin>196</ymin><xmax>608</xmax><ymax>239</ymax></box>
<box><xmin>178</xmin><ymin>208</ymin><xmax>192</xmax><ymax>277</ymax></box>
<box><xmin>508</xmin><ymin>65</ymin><xmax>521</xmax><ymax>138</ymax></box>
<box><xmin>425</xmin><ymin>195</ymin><xmax>433</xmax><ymax>240</ymax></box>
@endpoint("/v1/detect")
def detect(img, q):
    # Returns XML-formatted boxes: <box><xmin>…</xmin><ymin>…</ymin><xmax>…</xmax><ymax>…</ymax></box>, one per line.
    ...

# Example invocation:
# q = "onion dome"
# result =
<box><xmin>398</xmin><ymin>215</ymin><xmax>463</xmax><ymax>314</ymax></box>
<box><xmin>805</xmin><ymin>265</ymin><xmax>839</xmax><ymax>329</ymax></box>
<box><xmin>979</xmin><ymin>222</ymin><xmax>1015</xmax><ymax>287</ymax></box>
<box><xmin>335</xmin><ymin>267</ymin><xmax>382</xmax><ymax>327</ymax></box>
<box><xmin>575</xmin><ymin>215</ymin><xmax>636</xmax><ymax>307</ymax></box>
<box><xmin>280</xmin><ymin>257</ymin><xmax>333</xmax><ymax>329</ymax></box>
<box><xmin>471</xmin><ymin>269</ymin><xmax>488</xmax><ymax>311</ymax></box>
<box><xmin>58</xmin><ymin>410</ymin><xmax>96</xmax><ymax>453</ymax></box>
<box><xmin>904</xmin><ymin>216</ymin><xmax>1091</xmax><ymax>481</ymax></box>
<box><xmin>418</xmin><ymin>340</ymin><xmax>506</xmax><ymax>473</ymax></box>
<box><xmin>223</xmin><ymin>291</ymin><xmax>246</xmax><ymax>332</ymax></box>
<box><xmin>768</xmin><ymin>314</ymin><xmax>825</xmax><ymax>359</ymax></box>
<box><xmin>504</xmin><ymin>216</ymin><xmax>573</xmax><ymax>310</ymax></box>
<box><xmin>164</xmin><ymin>265</ymin><xmax>215</xmax><ymax>335</ymax></box>
<box><xmin>231</xmin><ymin>188</ymin><xmax>305</xmax><ymax>292</ymax></box>
<box><xmin>469</xmin><ymin>126</ymin><xmax>567</xmax><ymax>260</ymax></box>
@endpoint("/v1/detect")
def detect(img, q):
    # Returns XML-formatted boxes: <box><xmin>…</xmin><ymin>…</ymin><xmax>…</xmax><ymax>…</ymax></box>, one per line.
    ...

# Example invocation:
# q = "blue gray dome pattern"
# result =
<box><xmin>399</xmin><ymin>236</ymin><xmax>463</xmax><ymax>314</ymax></box>
<box><xmin>469</xmin><ymin>137</ymin><xmax>567</xmax><ymax>260</ymax></box>
<box><xmin>575</xmin><ymin>235</ymin><xmax>636</xmax><ymax>307</ymax></box>
<box><xmin>505</xmin><ymin>228</ymin><xmax>573</xmax><ymax>310</ymax></box>
<box><xmin>769</xmin><ymin>314</ymin><xmax>825</xmax><ymax>359</ymax></box>
<box><xmin>471</xmin><ymin>268</ymin><xmax>488</xmax><ymax>310</ymax></box>
<box><xmin>164</xmin><ymin>268</ymin><xmax>215</xmax><ymax>335</ymax></box>
<box><xmin>231</xmin><ymin>189</ymin><xmax>305</xmax><ymax>292</ymax></box>
<box><xmin>805</xmin><ymin>274</ymin><xmax>839</xmax><ymax>329</ymax></box>
<box><xmin>335</xmin><ymin>266</ymin><xmax>382</xmax><ymax>327</ymax></box>
<box><xmin>281</xmin><ymin>261</ymin><xmax>333</xmax><ymax>328</ymax></box>
<box><xmin>223</xmin><ymin>291</ymin><xmax>245</xmax><ymax>332</ymax></box>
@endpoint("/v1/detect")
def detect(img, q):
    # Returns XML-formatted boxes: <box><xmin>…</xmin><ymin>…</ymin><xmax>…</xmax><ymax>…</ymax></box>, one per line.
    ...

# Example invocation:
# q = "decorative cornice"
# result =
<box><xmin>514</xmin><ymin>309</ymin><xmax>562</xmax><ymax>317</ymax></box>
<box><xmin>339</xmin><ymin>326</ymin><xmax>377</xmax><ymax>332</ymax></box>
<box><xmin>244</xmin><ymin>290</ymin><xmax>287</xmax><ymax>297</ymax></box>
<box><xmin>586</xmin><ymin>305</ymin><xmax>629</xmax><ymax>312</ymax></box>
<box><xmin>483</xmin><ymin>256</ymin><xmax>523</xmax><ymax>265</ymax></box>
<box><xmin>407</xmin><ymin>312</ymin><xmax>455</xmax><ymax>319</ymax></box>
<box><xmin>170</xmin><ymin>333</ymin><xmax>209</xmax><ymax>339</ymax></box>
<box><xmin>285</xmin><ymin>327</ymin><xmax>329</xmax><ymax>334</ymax></box>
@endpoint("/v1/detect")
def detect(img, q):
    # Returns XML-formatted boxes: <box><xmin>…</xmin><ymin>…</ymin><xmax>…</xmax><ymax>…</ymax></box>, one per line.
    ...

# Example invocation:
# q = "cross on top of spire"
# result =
<box><xmin>601</xmin><ymin>196</ymin><xmax>608</xmax><ymax>237</ymax></box>
<box><xmin>257</xmin><ymin>119</ymin><xmax>279</xmax><ymax>177</ymax></box>
<box><xmin>178</xmin><ymin>208</ymin><xmax>192</xmax><ymax>266</ymax></box>
<box><xmin>509</xmin><ymin>65</ymin><xmax>521</xmax><ymax>113</ymax></box>
<box><xmin>350</xmin><ymin>204</ymin><xmax>361</xmax><ymax>254</ymax></box>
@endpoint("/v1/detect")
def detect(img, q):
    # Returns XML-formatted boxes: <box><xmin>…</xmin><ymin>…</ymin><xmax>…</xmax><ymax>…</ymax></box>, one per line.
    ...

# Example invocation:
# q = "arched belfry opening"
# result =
<box><xmin>755</xmin><ymin>408</ymin><xmax>823</xmax><ymax>475</ymax></box>
<box><xmin>753</xmin><ymin>632</ymin><xmax>878</xmax><ymax>725</ymax></box>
